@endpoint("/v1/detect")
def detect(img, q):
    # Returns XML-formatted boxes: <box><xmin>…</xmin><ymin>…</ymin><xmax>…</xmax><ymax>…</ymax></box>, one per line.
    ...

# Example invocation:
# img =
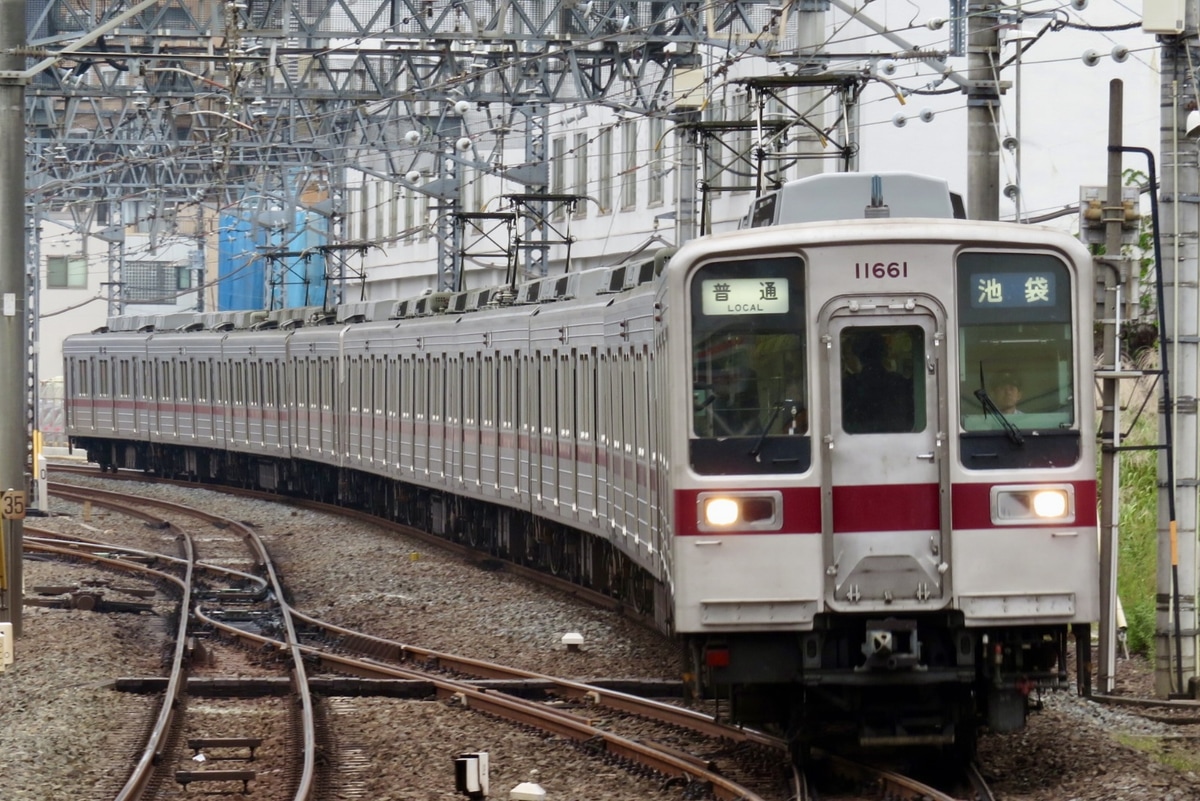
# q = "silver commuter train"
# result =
<box><xmin>65</xmin><ymin>173</ymin><xmax>1098</xmax><ymax>753</ymax></box>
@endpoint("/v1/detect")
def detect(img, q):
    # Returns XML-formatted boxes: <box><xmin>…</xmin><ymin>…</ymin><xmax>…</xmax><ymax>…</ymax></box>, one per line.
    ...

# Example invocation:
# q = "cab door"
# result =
<box><xmin>819</xmin><ymin>297</ymin><xmax>951</xmax><ymax>611</ymax></box>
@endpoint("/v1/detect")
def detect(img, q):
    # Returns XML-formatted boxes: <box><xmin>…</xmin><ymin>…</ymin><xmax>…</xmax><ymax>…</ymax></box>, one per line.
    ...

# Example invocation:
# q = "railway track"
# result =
<box><xmin>29</xmin><ymin>483</ymin><xmax>318</xmax><ymax>800</ymax></box>
<box><xmin>40</xmin><ymin>465</ymin><xmax>1000</xmax><ymax>801</ymax></box>
<box><xmin>38</xmin><ymin>477</ymin><xmax>785</xmax><ymax>799</ymax></box>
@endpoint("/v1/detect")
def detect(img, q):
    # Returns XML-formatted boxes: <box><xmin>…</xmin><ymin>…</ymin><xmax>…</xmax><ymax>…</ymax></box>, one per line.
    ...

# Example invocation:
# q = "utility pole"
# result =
<box><xmin>1097</xmin><ymin>80</ymin><xmax>1124</xmax><ymax>696</ymax></box>
<box><xmin>1155</xmin><ymin>9</ymin><xmax>1200</xmax><ymax>699</ymax></box>
<box><xmin>0</xmin><ymin>0</ymin><xmax>28</xmax><ymax>636</ymax></box>
<box><xmin>966</xmin><ymin>1</ymin><xmax>1001</xmax><ymax>221</ymax></box>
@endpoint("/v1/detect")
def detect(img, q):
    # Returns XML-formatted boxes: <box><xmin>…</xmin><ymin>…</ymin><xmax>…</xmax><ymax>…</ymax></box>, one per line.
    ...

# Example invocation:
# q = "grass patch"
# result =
<box><xmin>1113</xmin><ymin>732</ymin><xmax>1200</xmax><ymax>773</ymax></box>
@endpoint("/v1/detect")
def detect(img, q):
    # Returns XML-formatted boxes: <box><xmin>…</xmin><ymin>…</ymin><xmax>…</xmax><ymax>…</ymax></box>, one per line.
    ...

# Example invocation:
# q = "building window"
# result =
<box><xmin>648</xmin><ymin>116</ymin><xmax>665</xmax><ymax>207</ymax></box>
<box><xmin>551</xmin><ymin>136</ymin><xmax>567</xmax><ymax>221</ymax></box>
<box><xmin>597</xmin><ymin>128</ymin><xmax>613</xmax><ymax>213</ymax></box>
<box><xmin>124</xmin><ymin>260</ymin><xmax>180</xmax><ymax>304</ymax></box>
<box><xmin>374</xmin><ymin>181</ymin><xmax>385</xmax><ymax>240</ymax></box>
<box><xmin>359</xmin><ymin>183</ymin><xmax>369</xmax><ymax>240</ymax></box>
<box><xmin>46</xmin><ymin>255</ymin><xmax>87</xmax><ymax>289</ymax></box>
<box><xmin>573</xmin><ymin>132</ymin><xmax>589</xmax><ymax>219</ymax></box>
<box><xmin>621</xmin><ymin>121</ymin><xmax>638</xmax><ymax>210</ymax></box>
<box><xmin>404</xmin><ymin>187</ymin><xmax>416</xmax><ymax>240</ymax></box>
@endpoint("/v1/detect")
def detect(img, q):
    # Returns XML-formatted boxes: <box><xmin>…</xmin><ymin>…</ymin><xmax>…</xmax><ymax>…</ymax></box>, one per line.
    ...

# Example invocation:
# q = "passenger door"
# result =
<box><xmin>820</xmin><ymin>298</ymin><xmax>951</xmax><ymax>611</ymax></box>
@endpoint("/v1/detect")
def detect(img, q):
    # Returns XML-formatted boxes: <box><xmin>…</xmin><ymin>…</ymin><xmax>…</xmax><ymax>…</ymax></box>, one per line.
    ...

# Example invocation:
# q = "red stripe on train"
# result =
<box><xmin>951</xmin><ymin>480</ymin><xmax>1097</xmax><ymax>529</ymax></box>
<box><xmin>675</xmin><ymin>480</ymin><xmax>1097</xmax><ymax>536</ymax></box>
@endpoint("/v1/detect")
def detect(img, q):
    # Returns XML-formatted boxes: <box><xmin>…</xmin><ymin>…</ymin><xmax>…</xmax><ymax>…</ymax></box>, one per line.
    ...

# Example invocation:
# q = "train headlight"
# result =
<box><xmin>991</xmin><ymin>485</ymin><xmax>1074</xmax><ymax>524</ymax></box>
<box><xmin>1031</xmin><ymin>489</ymin><xmax>1068</xmax><ymax>518</ymax></box>
<box><xmin>704</xmin><ymin>497</ymin><xmax>740</xmax><ymax>527</ymax></box>
<box><xmin>697</xmin><ymin>491</ymin><xmax>782</xmax><ymax>531</ymax></box>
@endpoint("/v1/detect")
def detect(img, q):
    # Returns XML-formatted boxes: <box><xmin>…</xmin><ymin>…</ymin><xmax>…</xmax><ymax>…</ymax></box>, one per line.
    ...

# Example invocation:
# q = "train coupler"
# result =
<box><xmin>858</xmin><ymin>617</ymin><xmax>924</xmax><ymax>671</ymax></box>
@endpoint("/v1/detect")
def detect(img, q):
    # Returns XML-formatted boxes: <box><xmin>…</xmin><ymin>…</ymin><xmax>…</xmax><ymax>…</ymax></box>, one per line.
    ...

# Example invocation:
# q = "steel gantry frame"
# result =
<box><xmin>18</xmin><ymin>0</ymin><xmax>879</xmax><ymax>300</ymax></box>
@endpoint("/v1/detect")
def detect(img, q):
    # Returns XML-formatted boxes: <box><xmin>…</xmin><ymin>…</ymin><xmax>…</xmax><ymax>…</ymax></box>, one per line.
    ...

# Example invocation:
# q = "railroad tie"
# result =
<box><xmin>175</xmin><ymin>769</ymin><xmax>256</xmax><ymax>794</ymax></box>
<box><xmin>187</xmin><ymin>736</ymin><xmax>263</xmax><ymax>760</ymax></box>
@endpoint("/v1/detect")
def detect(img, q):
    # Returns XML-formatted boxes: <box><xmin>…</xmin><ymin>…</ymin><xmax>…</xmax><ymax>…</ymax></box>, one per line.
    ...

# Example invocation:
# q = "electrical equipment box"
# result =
<box><xmin>454</xmin><ymin>752</ymin><xmax>489</xmax><ymax>799</ymax></box>
<box><xmin>1143</xmin><ymin>0</ymin><xmax>1185</xmax><ymax>34</ymax></box>
<box><xmin>1078</xmin><ymin>185</ymin><xmax>1141</xmax><ymax>246</ymax></box>
<box><xmin>0</xmin><ymin>622</ymin><xmax>13</xmax><ymax>670</ymax></box>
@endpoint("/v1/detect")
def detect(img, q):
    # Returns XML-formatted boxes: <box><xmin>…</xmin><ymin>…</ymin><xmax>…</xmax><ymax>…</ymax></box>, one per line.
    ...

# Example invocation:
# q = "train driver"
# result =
<box><xmin>990</xmin><ymin>371</ymin><xmax>1023</xmax><ymax>415</ymax></box>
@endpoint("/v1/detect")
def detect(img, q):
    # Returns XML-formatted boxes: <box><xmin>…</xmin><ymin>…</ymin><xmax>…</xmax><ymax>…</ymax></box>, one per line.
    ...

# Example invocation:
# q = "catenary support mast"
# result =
<box><xmin>0</xmin><ymin>0</ymin><xmax>28</xmax><ymax>636</ymax></box>
<box><xmin>1156</xmin><ymin>10</ymin><xmax>1199</xmax><ymax>698</ymax></box>
<box><xmin>966</xmin><ymin>1</ymin><xmax>1001</xmax><ymax>221</ymax></box>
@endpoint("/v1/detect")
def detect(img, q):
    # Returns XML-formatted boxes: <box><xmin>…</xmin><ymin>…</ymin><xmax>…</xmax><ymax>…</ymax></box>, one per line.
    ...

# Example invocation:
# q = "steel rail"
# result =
<box><xmin>966</xmin><ymin>761</ymin><xmax>997</xmax><ymax>801</ymax></box>
<box><xmin>24</xmin><ymin>536</ymin><xmax>191</xmax><ymax>801</ymax></box>
<box><xmin>188</xmin><ymin>611</ymin><xmax>771</xmax><ymax>801</ymax></box>
<box><xmin>820</xmin><ymin>750</ymin><xmax>964</xmax><ymax>801</ymax></box>
<box><xmin>291</xmin><ymin>609</ymin><xmax>782</xmax><ymax>749</ymax></box>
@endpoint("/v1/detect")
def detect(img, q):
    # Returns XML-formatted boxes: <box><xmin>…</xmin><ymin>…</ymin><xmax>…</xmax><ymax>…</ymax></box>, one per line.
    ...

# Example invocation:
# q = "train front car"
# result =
<box><xmin>665</xmin><ymin>173</ymin><xmax>1097</xmax><ymax>755</ymax></box>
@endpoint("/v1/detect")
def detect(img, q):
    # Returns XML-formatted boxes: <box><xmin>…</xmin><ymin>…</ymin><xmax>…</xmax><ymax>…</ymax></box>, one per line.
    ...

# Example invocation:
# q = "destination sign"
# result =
<box><xmin>969</xmin><ymin>272</ymin><xmax>1056</xmax><ymax>309</ymax></box>
<box><xmin>701</xmin><ymin>278</ymin><xmax>790</xmax><ymax>316</ymax></box>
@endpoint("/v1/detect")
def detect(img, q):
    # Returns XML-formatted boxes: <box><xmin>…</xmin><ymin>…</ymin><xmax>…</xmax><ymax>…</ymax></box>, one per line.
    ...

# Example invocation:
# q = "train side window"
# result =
<box><xmin>378</xmin><ymin>356</ymin><xmax>386</xmax><ymax>417</ymax></box>
<box><xmin>415</xmin><ymin>357</ymin><xmax>427</xmax><ymax>421</ymax></box>
<box><xmin>578</xmin><ymin>351</ymin><xmax>593</xmax><ymax>444</ymax></box>
<box><xmin>559</xmin><ymin>352</ymin><xmax>572</xmax><ymax>439</ymax></box>
<box><xmin>327</xmin><ymin>359</ymin><xmax>335</xmax><ymax>412</ymax></box>
<box><xmin>306</xmin><ymin>360</ymin><xmax>315</xmax><ymax>409</ymax></box>
<box><xmin>77</xmin><ymin>360</ymin><xmax>89</xmax><ymax>397</ymax></box>
<box><xmin>481</xmin><ymin>355</ymin><xmax>493</xmax><ymax>427</ymax></box>
<box><xmin>499</xmin><ymin>355</ymin><xmax>511</xmax><ymax>430</ymax></box>
<box><xmin>385</xmin><ymin>356</ymin><xmax>393</xmax><ymax>416</ymax></box>
<box><xmin>398</xmin><ymin>356</ymin><xmax>408</xmax><ymax>419</ymax></box>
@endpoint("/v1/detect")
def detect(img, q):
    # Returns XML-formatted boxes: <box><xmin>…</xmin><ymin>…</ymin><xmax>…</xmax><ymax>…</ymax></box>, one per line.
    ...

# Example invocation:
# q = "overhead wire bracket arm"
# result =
<box><xmin>827</xmin><ymin>0</ymin><xmax>968</xmax><ymax>89</ymax></box>
<box><xmin>0</xmin><ymin>0</ymin><xmax>161</xmax><ymax>82</ymax></box>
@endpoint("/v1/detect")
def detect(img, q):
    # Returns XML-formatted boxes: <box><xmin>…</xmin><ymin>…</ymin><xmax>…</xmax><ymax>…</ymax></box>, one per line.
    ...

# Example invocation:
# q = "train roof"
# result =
<box><xmin>93</xmin><ymin>249</ymin><xmax>673</xmax><ymax>335</ymax></box>
<box><xmin>743</xmin><ymin>171</ymin><xmax>965</xmax><ymax>227</ymax></box>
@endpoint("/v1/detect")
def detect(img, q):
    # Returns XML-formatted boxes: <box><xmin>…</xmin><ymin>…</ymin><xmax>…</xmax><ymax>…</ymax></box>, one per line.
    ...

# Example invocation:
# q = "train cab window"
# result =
<box><xmin>689</xmin><ymin>256</ymin><xmax>809</xmax><ymax>475</ymax></box>
<box><xmin>957</xmin><ymin>252</ymin><xmax>1080</xmax><ymax>469</ymax></box>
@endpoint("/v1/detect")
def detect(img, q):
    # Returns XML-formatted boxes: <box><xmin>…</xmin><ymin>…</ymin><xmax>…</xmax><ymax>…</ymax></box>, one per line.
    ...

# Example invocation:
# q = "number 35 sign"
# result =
<box><xmin>2</xmin><ymin>490</ymin><xmax>25</xmax><ymax>520</ymax></box>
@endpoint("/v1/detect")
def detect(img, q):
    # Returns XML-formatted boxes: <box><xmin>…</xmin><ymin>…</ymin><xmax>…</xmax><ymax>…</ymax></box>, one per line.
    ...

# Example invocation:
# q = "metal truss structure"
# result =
<box><xmin>18</xmin><ymin>0</ymin><xmax>902</xmax><ymax>305</ymax></box>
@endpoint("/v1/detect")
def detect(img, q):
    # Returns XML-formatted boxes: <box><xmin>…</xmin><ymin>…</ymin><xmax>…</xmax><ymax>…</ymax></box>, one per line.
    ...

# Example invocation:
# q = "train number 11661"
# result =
<box><xmin>855</xmin><ymin>261</ymin><xmax>909</xmax><ymax>279</ymax></box>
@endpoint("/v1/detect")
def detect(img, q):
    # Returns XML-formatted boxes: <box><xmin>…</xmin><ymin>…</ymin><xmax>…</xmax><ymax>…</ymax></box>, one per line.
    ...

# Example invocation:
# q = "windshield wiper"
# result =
<box><xmin>975</xmin><ymin>387</ymin><xmax>1024</xmax><ymax>446</ymax></box>
<box><xmin>749</xmin><ymin>399</ymin><xmax>798</xmax><ymax>459</ymax></box>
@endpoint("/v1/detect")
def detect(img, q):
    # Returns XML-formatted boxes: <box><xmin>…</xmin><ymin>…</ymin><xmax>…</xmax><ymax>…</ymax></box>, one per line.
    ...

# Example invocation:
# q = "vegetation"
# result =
<box><xmin>1113</xmin><ymin>732</ymin><xmax>1200</xmax><ymax>774</ymax></box>
<box><xmin>1114</xmin><ymin>374</ymin><xmax>1159</xmax><ymax>655</ymax></box>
